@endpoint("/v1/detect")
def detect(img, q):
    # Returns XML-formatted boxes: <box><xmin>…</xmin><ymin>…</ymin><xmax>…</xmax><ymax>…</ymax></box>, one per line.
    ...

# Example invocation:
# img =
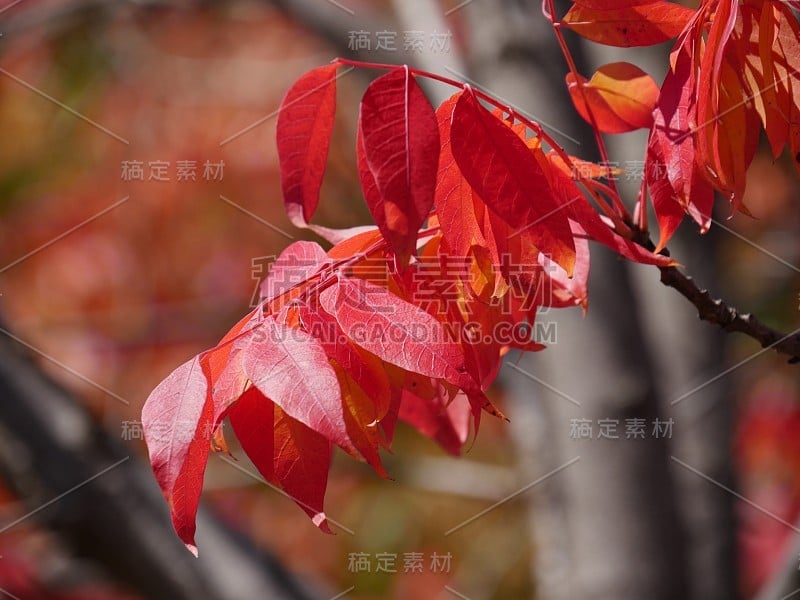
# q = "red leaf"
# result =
<box><xmin>357</xmin><ymin>67</ymin><xmax>440</xmax><ymax>267</ymax></box>
<box><xmin>141</xmin><ymin>356</ymin><xmax>212</xmax><ymax>556</ymax></box>
<box><xmin>326</xmin><ymin>225</ymin><xmax>384</xmax><ymax>260</ymax></box>
<box><xmin>563</xmin><ymin>2</ymin><xmax>695</xmax><ymax>47</ymax></box>
<box><xmin>334</xmin><ymin>363</ymin><xmax>389</xmax><ymax>477</ymax></box>
<box><xmin>277</xmin><ymin>64</ymin><xmax>338</xmax><ymax>227</ymax></box>
<box><xmin>297</xmin><ymin>301</ymin><xmax>391</xmax><ymax>423</ymax></box>
<box><xmin>433</xmin><ymin>92</ymin><xmax>486</xmax><ymax>259</ymax></box>
<box><xmin>260</xmin><ymin>240</ymin><xmax>329</xmax><ymax>303</ymax></box>
<box><xmin>572</xmin><ymin>0</ymin><xmax>656</xmax><ymax>9</ymax></box>
<box><xmin>566</xmin><ymin>62</ymin><xmax>659</xmax><ymax>133</ymax></box>
<box><xmin>399</xmin><ymin>388</ymin><xmax>472</xmax><ymax>456</ymax></box>
<box><xmin>647</xmin><ymin>50</ymin><xmax>714</xmax><ymax>248</ymax></box>
<box><xmin>319</xmin><ymin>276</ymin><xmax>471</xmax><ymax>388</ymax></box>
<box><xmin>646</xmin><ymin>136</ymin><xmax>685</xmax><ymax>250</ymax></box>
<box><xmin>449</xmin><ymin>89</ymin><xmax>576</xmax><ymax>274</ymax></box>
<box><xmin>228</xmin><ymin>387</ymin><xmax>275</xmax><ymax>483</ymax></box>
<box><xmin>200</xmin><ymin>308</ymin><xmax>257</xmax><ymax>419</ymax></box>
<box><xmin>228</xmin><ymin>386</ymin><xmax>333</xmax><ymax>532</ymax></box>
<box><xmin>535</xmin><ymin>150</ymin><xmax>675</xmax><ymax>266</ymax></box>
<box><xmin>239</xmin><ymin>314</ymin><xmax>356</xmax><ymax>455</ymax></box>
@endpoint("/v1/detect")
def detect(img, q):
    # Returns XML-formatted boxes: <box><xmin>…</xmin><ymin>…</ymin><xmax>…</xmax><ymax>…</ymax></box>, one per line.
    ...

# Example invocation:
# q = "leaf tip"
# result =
<box><xmin>313</xmin><ymin>512</ymin><xmax>334</xmax><ymax>534</ymax></box>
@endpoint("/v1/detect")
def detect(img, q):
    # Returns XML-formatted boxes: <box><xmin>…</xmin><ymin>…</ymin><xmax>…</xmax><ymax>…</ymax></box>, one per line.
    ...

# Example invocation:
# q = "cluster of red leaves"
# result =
<box><xmin>143</xmin><ymin>0</ymin><xmax>800</xmax><ymax>554</ymax></box>
<box><xmin>560</xmin><ymin>0</ymin><xmax>800</xmax><ymax>247</ymax></box>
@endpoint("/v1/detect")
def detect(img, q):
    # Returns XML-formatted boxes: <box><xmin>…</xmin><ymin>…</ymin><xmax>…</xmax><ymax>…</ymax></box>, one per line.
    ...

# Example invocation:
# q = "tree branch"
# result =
<box><xmin>631</xmin><ymin>227</ymin><xmax>800</xmax><ymax>362</ymax></box>
<box><xmin>658</xmin><ymin>265</ymin><xmax>800</xmax><ymax>361</ymax></box>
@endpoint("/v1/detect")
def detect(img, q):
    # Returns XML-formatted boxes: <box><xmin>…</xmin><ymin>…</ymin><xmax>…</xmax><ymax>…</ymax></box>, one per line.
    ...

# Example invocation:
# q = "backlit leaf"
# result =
<box><xmin>276</xmin><ymin>64</ymin><xmax>339</xmax><ymax>227</ymax></box>
<box><xmin>450</xmin><ymin>89</ymin><xmax>576</xmax><ymax>274</ymax></box>
<box><xmin>142</xmin><ymin>356</ymin><xmax>212</xmax><ymax>556</ymax></box>
<box><xmin>566</xmin><ymin>62</ymin><xmax>659</xmax><ymax>133</ymax></box>
<box><xmin>357</xmin><ymin>67</ymin><xmax>440</xmax><ymax>267</ymax></box>
<box><xmin>563</xmin><ymin>2</ymin><xmax>695</xmax><ymax>47</ymax></box>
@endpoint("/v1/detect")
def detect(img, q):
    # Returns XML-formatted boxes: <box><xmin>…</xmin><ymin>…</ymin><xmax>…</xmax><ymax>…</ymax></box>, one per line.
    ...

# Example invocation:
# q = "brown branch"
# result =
<box><xmin>631</xmin><ymin>228</ymin><xmax>800</xmax><ymax>362</ymax></box>
<box><xmin>658</xmin><ymin>265</ymin><xmax>800</xmax><ymax>361</ymax></box>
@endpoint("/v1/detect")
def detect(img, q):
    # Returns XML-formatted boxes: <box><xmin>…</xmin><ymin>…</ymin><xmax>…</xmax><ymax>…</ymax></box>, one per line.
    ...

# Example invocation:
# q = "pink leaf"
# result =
<box><xmin>142</xmin><ymin>356</ymin><xmax>212</xmax><ymax>556</ymax></box>
<box><xmin>260</xmin><ymin>241</ymin><xmax>329</xmax><ymax>302</ymax></box>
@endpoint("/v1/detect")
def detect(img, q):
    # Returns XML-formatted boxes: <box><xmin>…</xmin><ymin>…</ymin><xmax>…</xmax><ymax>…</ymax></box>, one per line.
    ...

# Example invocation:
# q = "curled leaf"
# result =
<box><xmin>566</xmin><ymin>62</ymin><xmax>659</xmax><ymax>133</ymax></box>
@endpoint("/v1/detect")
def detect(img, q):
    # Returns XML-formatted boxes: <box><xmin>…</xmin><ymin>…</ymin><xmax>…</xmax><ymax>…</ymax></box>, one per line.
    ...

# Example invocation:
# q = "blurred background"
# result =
<box><xmin>0</xmin><ymin>1</ymin><xmax>798</xmax><ymax>599</ymax></box>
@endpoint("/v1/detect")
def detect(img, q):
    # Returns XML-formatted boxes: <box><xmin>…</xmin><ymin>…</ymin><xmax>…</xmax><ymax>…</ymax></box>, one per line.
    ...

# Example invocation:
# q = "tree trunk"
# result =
<box><xmin>459</xmin><ymin>0</ymin><xmax>736</xmax><ymax>597</ymax></box>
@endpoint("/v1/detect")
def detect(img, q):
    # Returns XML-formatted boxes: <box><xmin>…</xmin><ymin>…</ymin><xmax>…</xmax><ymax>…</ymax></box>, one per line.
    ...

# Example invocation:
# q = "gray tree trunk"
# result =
<box><xmin>459</xmin><ymin>1</ymin><xmax>737</xmax><ymax>598</ymax></box>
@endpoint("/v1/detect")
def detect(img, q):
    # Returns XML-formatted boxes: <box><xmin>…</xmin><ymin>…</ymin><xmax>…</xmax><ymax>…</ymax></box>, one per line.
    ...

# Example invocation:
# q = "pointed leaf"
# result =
<box><xmin>142</xmin><ymin>356</ymin><xmax>212</xmax><ymax>556</ymax></box>
<box><xmin>399</xmin><ymin>388</ymin><xmax>472</xmax><ymax>456</ymax></box>
<box><xmin>319</xmin><ymin>276</ymin><xmax>471</xmax><ymax>387</ymax></box>
<box><xmin>297</xmin><ymin>301</ymin><xmax>391</xmax><ymax>421</ymax></box>
<box><xmin>277</xmin><ymin>64</ymin><xmax>338</xmax><ymax>227</ymax></box>
<box><xmin>239</xmin><ymin>315</ymin><xmax>355</xmax><ymax>455</ymax></box>
<box><xmin>357</xmin><ymin>67</ymin><xmax>440</xmax><ymax>266</ymax></box>
<box><xmin>433</xmin><ymin>92</ymin><xmax>486</xmax><ymax>259</ymax></box>
<box><xmin>228</xmin><ymin>386</ymin><xmax>333</xmax><ymax>532</ymax></box>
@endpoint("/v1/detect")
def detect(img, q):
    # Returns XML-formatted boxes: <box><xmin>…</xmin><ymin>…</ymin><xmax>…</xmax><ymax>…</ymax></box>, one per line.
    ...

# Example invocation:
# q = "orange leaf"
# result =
<box><xmin>566</xmin><ymin>62</ymin><xmax>659</xmax><ymax>133</ymax></box>
<box><xmin>563</xmin><ymin>2</ymin><xmax>695</xmax><ymax>47</ymax></box>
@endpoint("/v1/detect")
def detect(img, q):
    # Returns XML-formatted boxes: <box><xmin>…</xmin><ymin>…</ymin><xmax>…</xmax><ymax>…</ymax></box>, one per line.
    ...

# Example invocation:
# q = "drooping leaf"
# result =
<box><xmin>228</xmin><ymin>386</ymin><xmax>333</xmax><ymax>532</ymax></box>
<box><xmin>566</xmin><ymin>62</ymin><xmax>659</xmax><ymax>133</ymax></box>
<box><xmin>399</xmin><ymin>388</ymin><xmax>472</xmax><ymax>456</ymax></box>
<box><xmin>276</xmin><ymin>64</ymin><xmax>339</xmax><ymax>227</ymax></box>
<box><xmin>571</xmin><ymin>0</ymin><xmax>658</xmax><ymax>9</ymax></box>
<box><xmin>563</xmin><ymin>2</ymin><xmax>695</xmax><ymax>47</ymax></box>
<box><xmin>449</xmin><ymin>89</ymin><xmax>576</xmax><ymax>274</ymax></box>
<box><xmin>333</xmin><ymin>362</ymin><xmax>389</xmax><ymax>477</ymax></box>
<box><xmin>142</xmin><ymin>356</ymin><xmax>213</xmax><ymax>556</ymax></box>
<box><xmin>433</xmin><ymin>92</ymin><xmax>486</xmax><ymax>259</ymax></box>
<box><xmin>646</xmin><ymin>136</ymin><xmax>686</xmax><ymax>250</ymax></box>
<box><xmin>296</xmin><ymin>301</ymin><xmax>391</xmax><ymax>423</ymax></box>
<box><xmin>239</xmin><ymin>314</ymin><xmax>356</xmax><ymax>455</ymax></box>
<box><xmin>357</xmin><ymin>66</ymin><xmax>440</xmax><ymax>267</ymax></box>
<box><xmin>646</xmin><ymin>50</ymin><xmax>714</xmax><ymax>248</ymax></box>
<box><xmin>532</xmin><ymin>145</ymin><xmax>675</xmax><ymax>266</ymax></box>
<box><xmin>227</xmin><ymin>386</ymin><xmax>275</xmax><ymax>484</ymax></box>
<box><xmin>200</xmin><ymin>308</ymin><xmax>258</xmax><ymax>420</ymax></box>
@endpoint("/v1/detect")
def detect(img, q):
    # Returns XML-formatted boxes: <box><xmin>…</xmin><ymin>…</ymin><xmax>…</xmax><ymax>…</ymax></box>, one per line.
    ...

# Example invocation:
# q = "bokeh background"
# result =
<box><xmin>0</xmin><ymin>1</ymin><xmax>798</xmax><ymax>599</ymax></box>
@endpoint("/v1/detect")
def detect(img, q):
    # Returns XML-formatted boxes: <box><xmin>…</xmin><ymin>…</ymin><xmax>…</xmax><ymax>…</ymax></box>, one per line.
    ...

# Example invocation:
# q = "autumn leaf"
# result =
<box><xmin>239</xmin><ymin>314</ymin><xmax>357</xmax><ymax>456</ymax></box>
<box><xmin>296</xmin><ymin>301</ymin><xmax>391</xmax><ymax>426</ymax></box>
<box><xmin>276</xmin><ymin>64</ymin><xmax>339</xmax><ymax>228</ymax></box>
<box><xmin>357</xmin><ymin>66</ymin><xmax>440</xmax><ymax>267</ymax></box>
<box><xmin>449</xmin><ymin>88</ymin><xmax>576</xmax><ymax>274</ymax></box>
<box><xmin>259</xmin><ymin>240</ymin><xmax>329</xmax><ymax>303</ymax></box>
<box><xmin>646</xmin><ymin>50</ymin><xmax>713</xmax><ymax>248</ymax></box>
<box><xmin>141</xmin><ymin>356</ymin><xmax>214</xmax><ymax>556</ymax></box>
<box><xmin>563</xmin><ymin>2</ymin><xmax>695</xmax><ymax>47</ymax></box>
<box><xmin>433</xmin><ymin>92</ymin><xmax>486</xmax><ymax>260</ymax></box>
<box><xmin>228</xmin><ymin>386</ymin><xmax>333</xmax><ymax>532</ymax></box>
<box><xmin>566</xmin><ymin>62</ymin><xmax>659</xmax><ymax>133</ymax></box>
<box><xmin>399</xmin><ymin>388</ymin><xmax>472</xmax><ymax>456</ymax></box>
<box><xmin>319</xmin><ymin>276</ymin><xmax>468</xmax><ymax>384</ymax></box>
<box><xmin>570</xmin><ymin>0</ymin><xmax>658</xmax><ymax>9</ymax></box>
